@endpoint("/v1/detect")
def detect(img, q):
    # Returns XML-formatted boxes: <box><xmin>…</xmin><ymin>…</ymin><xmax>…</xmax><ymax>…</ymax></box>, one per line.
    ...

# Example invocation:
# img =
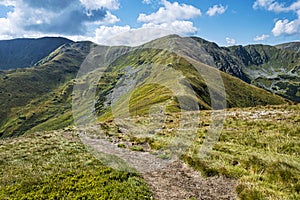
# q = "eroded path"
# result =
<box><xmin>79</xmin><ymin>133</ymin><xmax>237</xmax><ymax>200</ymax></box>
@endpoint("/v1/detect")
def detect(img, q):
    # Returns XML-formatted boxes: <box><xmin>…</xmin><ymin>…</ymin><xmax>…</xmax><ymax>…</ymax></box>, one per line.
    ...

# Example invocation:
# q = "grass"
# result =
<box><xmin>97</xmin><ymin>103</ymin><xmax>300</xmax><ymax>200</ymax></box>
<box><xmin>0</xmin><ymin>130</ymin><xmax>152</xmax><ymax>199</ymax></box>
<box><xmin>0</xmin><ymin>42</ymin><xmax>92</xmax><ymax>137</ymax></box>
<box><xmin>183</xmin><ymin>104</ymin><xmax>300</xmax><ymax>199</ymax></box>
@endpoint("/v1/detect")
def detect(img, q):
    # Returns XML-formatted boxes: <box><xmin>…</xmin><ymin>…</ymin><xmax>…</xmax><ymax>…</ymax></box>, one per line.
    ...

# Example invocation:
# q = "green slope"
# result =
<box><xmin>96</xmin><ymin>103</ymin><xmax>300</xmax><ymax>200</ymax></box>
<box><xmin>0</xmin><ymin>41</ymin><xmax>94</xmax><ymax>137</ymax></box>
<box><xmin>94</xmin><ymin>47</ymin><xmax>286</xmax><ymax>121</ymax></box>
<box><xmin>0</xmin><ymin>130</ymin><xmax>151</xmax><ymax>199</ymax></box>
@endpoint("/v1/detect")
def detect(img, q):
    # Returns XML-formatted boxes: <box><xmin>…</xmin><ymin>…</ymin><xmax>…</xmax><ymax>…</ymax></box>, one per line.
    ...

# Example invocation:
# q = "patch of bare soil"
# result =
<box><xmin>143</xmin><ymin>161</ymin><xmax>236</xmax><ymax>200</ymax></box>
<box><xmin>78</xmin><ymin>133</ymin><xmax>237</xmax><ymax>200</ymax></box>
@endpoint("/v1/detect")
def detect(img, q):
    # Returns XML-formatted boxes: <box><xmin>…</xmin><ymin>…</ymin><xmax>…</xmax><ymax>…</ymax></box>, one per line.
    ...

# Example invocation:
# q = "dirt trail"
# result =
<box><xmin>143</xmin><ymin>161</ymin><xmax>236</xmax><ymax>200</ymax></box>
<box><xmin>79</xmin><ymin>133</ymin><xmax>237</xmax><ymax>200</ymax></box>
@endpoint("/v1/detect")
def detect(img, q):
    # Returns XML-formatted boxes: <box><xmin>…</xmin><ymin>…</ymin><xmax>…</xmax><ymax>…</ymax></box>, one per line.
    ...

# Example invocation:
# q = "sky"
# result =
<box><xmin>0</xmin><ymin>0</ymin><xmax>299</xmax><ymax>46</ymax></box>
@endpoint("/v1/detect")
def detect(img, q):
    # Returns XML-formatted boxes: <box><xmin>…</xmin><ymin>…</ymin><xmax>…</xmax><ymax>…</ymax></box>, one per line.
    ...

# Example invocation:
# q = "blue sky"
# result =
<box><xmin>0</xmin><ymin>0</ymin><xmax>299</xmax><ymax>46</ymax></box>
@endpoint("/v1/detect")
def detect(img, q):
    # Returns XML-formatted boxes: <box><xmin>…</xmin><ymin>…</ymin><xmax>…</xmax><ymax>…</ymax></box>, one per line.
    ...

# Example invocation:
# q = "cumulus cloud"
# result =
<box><xmin>95</xmin><ymin>11</ymin><xmax>120</xmax><ymax>25</ymax></box>
<box><xmin>0</xmin><ymin>0</ymin><xmax>201</xmax><ymax>45</ymax></box>
<box><xmin>272</xmin><ymin>18</ymin><xmax>300</xmax><ymax>36</ymax></box>
<box><xmin>80</xmin><ymin>0</ymin><xmax>120</xmax><ymax>10</ymax></box>
<box><xmin>253</xmin><ymin>0</ymin><xmax>287</xmax><ymax>12</ymax></box>
<box><xmin>253</xmin><ymin>0</ymin><xmax>300</xmax><ymax>36</ymax></box>
<box><xmin>253</xmin><ymin>0</ymin><xmax>300</xmax><ymax>12</ymax></box>
<box><xmin>97</xmin><ymin>27</ymin><xmax>174</xmax><ymax>46</ymax></box>
<box><xmin>226</xmin><ymin>37</ymin><xmax>236</xmax><ymax>45</ymax></box>
<box><xmin>95</xmin><ymin>25</ymin><xmax>131</xmax><ymax>43</ymax></box>
<box><xmin>137</xmin><ymin>0</ymin><xmax>200</xmax><ymax>35</ymax></box>
<box><xmin>253</xmin><ymin>34</ymin><xmax>270</xmax><ymax>41</ymax></box>
<box><xmin>0</xmin><ymin>0</ymin><xmax>120</xmax><ymax>37</ymax></box>
<box><xmin>206</xmin><ymin>4</ymin><xmax>227</xmax><ymax>16</ymax></box>
<box><xmin>138</xmin><ymin>0</ymin><xmax>201</xmax><ymax>23</ymax></box>
<box><xmin>142</xmin><ymin>20</ymin><xmax>197</xmax><ymax>34</ymax></box>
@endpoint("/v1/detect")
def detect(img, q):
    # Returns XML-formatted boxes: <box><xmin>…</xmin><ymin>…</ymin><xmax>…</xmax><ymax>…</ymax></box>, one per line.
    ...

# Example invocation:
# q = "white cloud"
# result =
<box><xmin>97</xmin><ymin>11</ymin><xmax>120</xmax><ymax>25</ymax></box>
<box><xmin>94</xmin><ymin>25</ymin><xmax>131</xmax><ymax>43</ymax></box>
<box><xmin>137</xmin><ymin>0</ymin><xmax>200</xmax><ymax>35</ymax></box>
<box><xmin>206</xmin><ymin>4</ymin><xmax>227</xmax><ymax>17</ymax></box>
<box><xmin>253</xmin><ymin>34</ymin><xmax>270</xmax><ymax>41</ymax></box>
<box><xmin>98</xmin><ymin>27</ymin><xmax>174</xmax><ymax>46</ymax></box>
<box><xmin>253</xmin><ymin>0</ymin><xmax>300</xmax><ymax>12</ymax></box>
<box><xmin>80</xmin><ymin>0</ymin><xmax>120</xmax><ymax>10</ymax></box>
<box><xmin>226</xmin><ymin>37</ymin><xmax>236</xmax><ymax>45</ymax></box>
<box><xmin>253</xmin><ymin>0</ymin><xmax>300</xmax><ymax>36</ymax></box>
<box><xmin>272</xmin><ymin>18</ymin><xmax>300</xmax><ymax>36</ymax></box>
<box><xmin>138</xmin><ymin>0</ymin><xmax>201</xmax><ymax>23</ymax></box>
<box><xmin>142</xmin><ymin>20</ymin><xmax>197</xmax><ymax>35</ymax></box>
<box><xmin>253</xmin><ymin>0</ymin><xmax>287</xmax><ymax>12</ymax></box>
<box><xmin>290</xmin><ymin>1</ymin><xmax>300</xmax><ymax>10</ymax></box>
<box><xmin>0</xmin><ymin>0</ymin><xmax>199</xmax><ymax>46</ymax></box>
<box><xmin>0</xmin><ymin>0</ymin><xmax>121</xmax><ymax>39</ymax></box>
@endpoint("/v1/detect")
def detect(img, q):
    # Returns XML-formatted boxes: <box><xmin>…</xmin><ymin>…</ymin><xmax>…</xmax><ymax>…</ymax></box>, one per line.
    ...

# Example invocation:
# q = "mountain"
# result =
<box><xmin>0</xmin><ymin>36</ymin><xmax>288</xmax><ymax>137</ymax></box>
<box><xmin>188</xmin><ymin>37</ymin><xmax>300</xmax><ymax>102</ymax></box>
<box><xmin>0</xmin><ymin>41</ymin><xmax>94</xmax><ymax>137</ymax></box>
<box><xmin>0</xmin><ymin>37</ymin><xmax>73</xmax><ymax>70</ymax></box>
<box><xmin>276</xmin><ymin>42</ymin><xmax>300</xmax><ymax>53</ymax></box>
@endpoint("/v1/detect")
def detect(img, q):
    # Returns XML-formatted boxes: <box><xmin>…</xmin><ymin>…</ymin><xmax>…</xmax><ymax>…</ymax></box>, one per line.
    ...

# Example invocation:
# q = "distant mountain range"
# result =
<box><xmin>0</xmin><ymin>37</ymin><xmax>72</xmax><ymax>70</ymax></box>
<box><xmin>0</xmin><ymin>35</ymin><xmax>298</xmax><ymax>137</ymax></box>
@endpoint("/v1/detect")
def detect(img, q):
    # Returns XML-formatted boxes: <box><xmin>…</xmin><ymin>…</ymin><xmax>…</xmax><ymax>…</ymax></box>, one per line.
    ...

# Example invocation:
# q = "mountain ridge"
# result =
<box><xmin>0</xmin><ymin>35</ymin><xmax>297</xmax><ymax>137</ymax></box>
<box><xmin>0</xmin><ymin>37</ymin><xmax>73</xmax><ymax>70</ymax></box>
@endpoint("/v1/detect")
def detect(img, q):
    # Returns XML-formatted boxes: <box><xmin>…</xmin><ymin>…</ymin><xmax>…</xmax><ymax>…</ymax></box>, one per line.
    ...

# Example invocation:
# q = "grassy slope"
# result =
<box><xmin>97</xmin><ymin>104</ymin><xmax>300</xmax><ymax>200</ymax></box>
<box><xmin>0</xmin><ymin>42</ymin><xmax>93</xmax><ymax>137</ymax></box>
<box><xmin>183</xmin><ymin>104</ymin><xmax>300</xmax><ymax>200</ymax></box>
<box><xmin>96</xmin><ymin>48</ymin><xmax>286</xmax><ymax>120</ymax></box>
<box><xmin>0</xmin><ymin>130</ymin><xmax>152</xmax><ymax>199</ymax></box>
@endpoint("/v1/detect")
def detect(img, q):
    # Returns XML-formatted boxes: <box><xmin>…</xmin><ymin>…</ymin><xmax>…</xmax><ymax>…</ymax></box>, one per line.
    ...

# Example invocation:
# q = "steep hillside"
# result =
<box><xmin>276</xmin><ymin>42</ymin><xmax>300</xmax><ymax>53</ymax></box>
<box><xmin>0</xmin><ymin>37</ymin><xmax>72</xmax><ymax>70</ymax></box>
<box><xmin>188</xmin><ymin>37</ymin><xmax>300</xmax><ymax>102</ymax></box>
<box><xmin>0</xmin><ymin>41</ymin><xmax>94</xmax><ymax>137</ymax></box>
<box><xmin>143</xmin><ymin>35</ymin><xmax>299</xmax><ymax>102</ymax></box>
<box><xmin>94</xmin><ymin>47</ymin><xmax>286</xmax><ymax>118</ymax></box>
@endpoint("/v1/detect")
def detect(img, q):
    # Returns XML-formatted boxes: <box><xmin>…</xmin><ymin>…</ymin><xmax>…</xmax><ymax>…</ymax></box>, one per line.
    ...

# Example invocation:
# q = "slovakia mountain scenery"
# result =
<box><xmin>0</xmin><ymin>1</ymin><xmax>299</xmax><ymax>200</ymax></box>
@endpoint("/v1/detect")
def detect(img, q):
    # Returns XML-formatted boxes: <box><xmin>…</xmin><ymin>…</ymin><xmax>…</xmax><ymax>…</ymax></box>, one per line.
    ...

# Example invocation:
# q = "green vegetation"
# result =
<box><xmin>183</xmin><ymin>104</ymin><xmax>300</xmax><ymax>200</ymax></box>
<box><xmin>0</xmin><ymin>42</ymin><xmax>93</xmax><ymax>137</ymax></box>
<box><xmin>97</xmin><ymin>47</ymin><xmax>286</xmax><ymax>118</ymax></box>
<box><xmin>96</xmin><ymin>104</ymin><xmax>299</xmax><ymax>200</ymax></box>
<box><xmin>0</xmin><ymin>131</ymin><xmax>152</xmax><ymax>199</ymax></box>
